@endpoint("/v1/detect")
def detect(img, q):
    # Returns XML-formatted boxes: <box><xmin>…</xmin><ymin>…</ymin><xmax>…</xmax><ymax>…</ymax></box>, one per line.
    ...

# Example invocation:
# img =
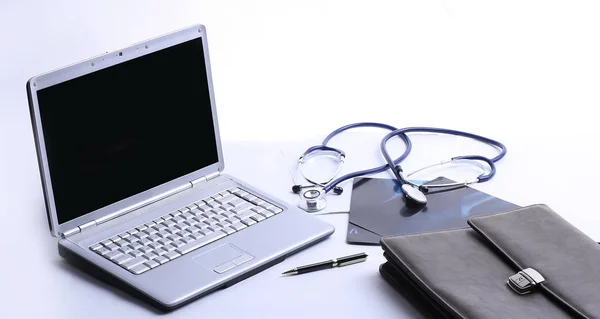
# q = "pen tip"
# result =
<box><xmin>281</xmin><ymin>269</ymin><xmax>296</xmax><ymax>276</ymax></box>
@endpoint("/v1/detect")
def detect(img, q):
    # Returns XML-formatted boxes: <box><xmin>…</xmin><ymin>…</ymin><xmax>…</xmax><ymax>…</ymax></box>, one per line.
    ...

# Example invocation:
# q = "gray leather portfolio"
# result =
<box><xmin>380</xmin><ymin>204</ymin><xmax>600</xmax><ymax>318</ymax></box>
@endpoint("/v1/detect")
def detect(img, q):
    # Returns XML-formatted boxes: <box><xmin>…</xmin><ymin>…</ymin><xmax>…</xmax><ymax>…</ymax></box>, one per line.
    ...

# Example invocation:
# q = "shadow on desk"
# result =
<box><xmin>56</xmin><ymin>260</ymin><xmax>169</xmax><ymax>314</ymax></box>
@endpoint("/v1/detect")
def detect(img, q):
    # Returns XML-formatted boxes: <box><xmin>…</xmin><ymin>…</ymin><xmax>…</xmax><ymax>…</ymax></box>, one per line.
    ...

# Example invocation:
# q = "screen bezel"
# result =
<box><xmin>27</xmin><ymin>24</ymin><xmax>224</xmax><ymax>237</ymax></box>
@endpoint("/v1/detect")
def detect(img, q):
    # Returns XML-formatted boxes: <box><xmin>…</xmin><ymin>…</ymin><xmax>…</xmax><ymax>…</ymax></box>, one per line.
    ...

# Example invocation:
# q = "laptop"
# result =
<box><xmin>26</xmin><ymin>24</ymin><xmax>334</xmax><ymax>310</ymax></box>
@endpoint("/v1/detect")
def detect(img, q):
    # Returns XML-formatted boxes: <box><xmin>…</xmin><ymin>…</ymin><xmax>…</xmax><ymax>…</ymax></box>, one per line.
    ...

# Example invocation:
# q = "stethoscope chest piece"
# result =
<box><xmin>298</xmin><ymin>188</ymin><xmax>327</xmax><ymax>212</ymax></box>
<box><xmin>401</xmin><ymin>184</ymin><xmax>428</xmax><ymax>205</ymax></box>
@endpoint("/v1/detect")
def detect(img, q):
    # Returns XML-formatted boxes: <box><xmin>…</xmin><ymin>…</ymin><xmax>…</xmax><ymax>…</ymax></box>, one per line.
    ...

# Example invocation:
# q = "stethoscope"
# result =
<box><xmin>292</xmin><ymin>123</ymin><xmax>506</xmax><ymax>212</ymax></box>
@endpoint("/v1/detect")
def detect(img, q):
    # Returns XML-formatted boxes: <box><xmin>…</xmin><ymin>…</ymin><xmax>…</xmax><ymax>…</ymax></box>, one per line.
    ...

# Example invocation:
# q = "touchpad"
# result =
<box><xmin>192</xmin><ymin>244</ymin><xmax>254</xmax><ymax>274</ymax></box>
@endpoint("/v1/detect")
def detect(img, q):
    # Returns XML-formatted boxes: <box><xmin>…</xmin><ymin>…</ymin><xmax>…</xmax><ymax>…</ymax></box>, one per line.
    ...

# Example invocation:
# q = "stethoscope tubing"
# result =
<box><xmin>319</xmin><ymin>122</ymin><xmax>413</xmax><ymax>193</ymax></box>
<box><xmin>321</xmin><ymin>125</ymin><xmax>505</xmax><ymax>193</ymax></box>
<box><xmin>380</xmin><ymin>127</ymin><xmax>506</xmax><ymax>188</ymax></box>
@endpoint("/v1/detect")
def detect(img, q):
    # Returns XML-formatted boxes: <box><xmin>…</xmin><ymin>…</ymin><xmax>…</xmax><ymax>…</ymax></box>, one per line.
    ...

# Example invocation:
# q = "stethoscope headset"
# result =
<box><xmin>292</xmin><ymin>123</ymin><xmax>506</xmax><ymax>212</ymax></box>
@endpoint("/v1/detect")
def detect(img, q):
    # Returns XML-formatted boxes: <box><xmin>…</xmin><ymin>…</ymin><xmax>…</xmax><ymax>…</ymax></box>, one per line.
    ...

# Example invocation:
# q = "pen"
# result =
<box><xmin>281</xmin><ymin>252</ymin><xmax>368</xmax><ymax>276</ymax></box>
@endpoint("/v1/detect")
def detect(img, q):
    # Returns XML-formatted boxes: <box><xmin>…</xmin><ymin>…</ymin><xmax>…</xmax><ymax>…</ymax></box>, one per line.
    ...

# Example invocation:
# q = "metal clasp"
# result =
<box><xmin>507</xmin><ymin>268</ymin><xmax>545</xmax><ymax>295</ymax></box>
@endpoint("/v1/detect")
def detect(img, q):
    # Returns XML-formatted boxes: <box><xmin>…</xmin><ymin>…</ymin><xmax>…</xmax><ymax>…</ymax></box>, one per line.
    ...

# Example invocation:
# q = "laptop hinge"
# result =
<box><xmin>190</xmin><ymin>171</ymin><xmax>220</xmax><ymax>186</ymax></box>
<box><xmin>61</xmin><ymin>220</ymin><xmax>97</xmax><ymax>238</ymax></box>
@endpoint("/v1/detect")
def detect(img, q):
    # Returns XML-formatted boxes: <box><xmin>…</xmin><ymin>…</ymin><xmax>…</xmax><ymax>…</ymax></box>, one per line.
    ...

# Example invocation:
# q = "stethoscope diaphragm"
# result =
<box><xmin>297</xmin><ymin>188</ymin><xmax>327</xmax><ymax>212</ymax></box>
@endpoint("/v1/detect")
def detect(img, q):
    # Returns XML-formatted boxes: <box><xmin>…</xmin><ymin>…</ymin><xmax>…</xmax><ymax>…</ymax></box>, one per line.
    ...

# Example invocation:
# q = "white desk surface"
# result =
<box><xmin>2</xmin><ymin>131</ymin><xmax>600</xmax><ymax>318</ymax></box>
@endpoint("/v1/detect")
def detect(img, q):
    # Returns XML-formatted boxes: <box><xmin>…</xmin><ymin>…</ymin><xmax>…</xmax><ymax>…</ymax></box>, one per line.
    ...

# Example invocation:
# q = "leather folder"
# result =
<box><xmin>380</xmin><ymin>204</ymin><xmax>600</xmax><ymax>318</ymax></box>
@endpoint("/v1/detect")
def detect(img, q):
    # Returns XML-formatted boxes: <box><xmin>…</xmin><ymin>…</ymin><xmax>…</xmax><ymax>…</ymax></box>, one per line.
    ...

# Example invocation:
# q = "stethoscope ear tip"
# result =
<box><xmin>292</xmin><ymin>185</ymin><xmax>303</xmax><ymax>194</ymax></box>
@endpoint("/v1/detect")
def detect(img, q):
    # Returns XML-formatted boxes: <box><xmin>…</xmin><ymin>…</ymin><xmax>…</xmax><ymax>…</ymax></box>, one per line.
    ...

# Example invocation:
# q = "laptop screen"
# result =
<box><xmin>36</xmin><ymin>37</ymin><xmax>219</xmax><ymax>224</ymax></box>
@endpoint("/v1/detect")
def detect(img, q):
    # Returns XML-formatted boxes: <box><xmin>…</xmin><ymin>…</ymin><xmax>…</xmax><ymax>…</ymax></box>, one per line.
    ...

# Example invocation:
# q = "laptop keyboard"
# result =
<box><xmin>89</xmin><ymin>187</ymin><xmax>283</xmax><ymax>275</ymax></box>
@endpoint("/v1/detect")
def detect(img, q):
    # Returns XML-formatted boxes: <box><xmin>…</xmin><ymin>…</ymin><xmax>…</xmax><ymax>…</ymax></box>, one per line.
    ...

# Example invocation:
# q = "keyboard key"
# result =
<box><xmin>144</xmin><ymin>222</ymin><xmax>156</xmax><ymax>228</ymax></box>
<box><xmin>155</xmin><ymin>248</ymin><xmax>168</xmax><ymax>256</ymax></box>
<box><xmin>180</xmin><ymin>236</ymin><xmax>194</xmax><ymax>244</ymax></box>
<box><xmin>184</xmin><ymin>219</ymin><xmax>197</xmax><ymax>227</ymax></box>
<box><xmin>222</xmin><ymin>211</ymin><xmax>237</xmax><ymax>218</ymax></box>
<box><xmin>196</xmin><ymin>203</ymin><xmax>209</xmax><ymax>212</ymax></box>
<box><xmin>256</xmin><ymin>210</ymin><xmax>274</xmax><ymax>218</ymax></box>
<box><xmin>251</xmin><ymin>214</ymin><xmax>266</xmax><ymax>222</ymax></box>
<box><xmin>154</xmin><ymin>255</ymin><xmax>169</xmax><ymax>264</ymax></box>
<box><xmin>173</xmin><ymin>216</ymin><xmax>185</xmax><ymax>223</ymax></box>
<box><xmin>153</xmin><ymin>218</ymin><xmax>164</xmax><ymax>224</ymax></box>
<box><xmin>114</xmin><ymin>254</ymin><xmax>134</xmax><ymax>265</ymax></box>
<box><xmin>228</xmin><ymin>198</ymin><xmax>246</xmax><ymax>207</ymax></box>
<box><xmin>134</xmin><ymin>232</ymin><xmax>148</xmax><ymax>240</ymax></box>
<box><xmin>127</xmin><ymin>229</ymin><xmax>139</xmax><ymax>236</ymax></box>
<box><xmin>109</xmin><ymin>236</ymin><xmax>121</xmax><ymax>243</ymax></box>
<box><xmin>106</xmin><ymin>244</ymin><xmax>119</xmax><ymax>251</ymax></box>
<box><xmin>157</xmin><ymin>230</ymin><xmax>170</xmax><ymax>238</ymax></box>
<box><xmin>189</xmin><ymin>233</ymin><xmax>204</xmax><ymax>240</ymax></box>
<box><xmin>144</xmin><ymin>228</ymin><xmax>158</xmax><ymax>236</ymax></box>
<box><xmin>163</xmin><ymin>219</ymin><xmax>176</xmax><ymax>227</ymax></box>
<box><xmin>138</xmin><ymin>246</ymin><xmax>153</xmax><ymax>254</ymax></box>
<box><xmin>235</xmin><ymin>210</ymin><xmax>257</xmax><ymax>221</ymax></box>
<box><xmin>106</xmin><ymin>251</ymin><xmax>123</xmax><ymax>260</ymax></box>
<box><xmin>139</xmin><ymin>238</ymin><xmax>152</xmax><ymax>246</ymax></box>
<box><xmin>143</xmin><ymin>252</ymin><xmax>160</xmax><ymax>261</ymax></box>
<box><xmin>131</xmin><ymin>264</ymin><xmax>150</xmax><ymax>275</ymax></box>
<box><xmin>234</xmin><ymin>188</ymin><xmax>249</xmax><ymax>195</ymax></box>
<box><xmin>128</xmin><ymin>242</ymin><xmax>143</xmax><ymax>250</ymax></box>
<box><xmin>90</xmin><ymin>243</ymin><xmax>103</xmax><ymax>251</ymax></box>
<box><xmin>100</xmin><ymin>239</ymin><xmax>112</xmax><ymax>246</ymax></box>
<box><xmin>175</xmin><ymin>231</ymin><xmax>226</xmax><ymax>255</ymax></box>
<box><xmin>135</xmin><ymin>225</ymin><xmax>148</xmax><ymax>232</ymax></box>
<box><xmin>212</xmin><ymin>214</ymin><xmax>227</xmax><ymax>222</ymax></box>
<box><xmin>232</xmin><ymin>201</ymin><xmax>253</xmax><ymax>212</ymax></box>
<box><xmin>113</xmin><ymin>240</ymin><xmax>128</xmax><ymax>247</ymax></box>
<box><xmin>252</xmin><ymin>199</ymin><xmax>268</xmax><ymax>206</ymax></box>
<box><xmin>228</xmin><ymin>188</ymin><xmax>242</xmax><ymax>194</ymax></box>
<box><xmin>144</xmin><ymin>259</ymin><xmax>160</xmax><ymax>269</ymax></box>
<box><xmin>167</xmin><ymin>234</ymin><xmax>181</xmax><ymax>242</ymax></box>
<box><xmin>129</xmin><ymin>250</ymin><xmax>144</xmax><ymax>258</ymax></box>
<box><xmin>171</xmin><ymin>240</ymin><xmax>185</xmax><ymax>248</ymax></box>
<box><xmin>122</xmin><ymin>257</ymin><xmax>147</xmax><ymax>270</ymax></box>
<box><xmin>165</xmin><ymin>251</ymin><xmax>181</xmax><ymax>260</ymax></box>
<box><xmin>158</xmin><ymin>238</ymin><xmax>172</xmax><ymax>246</ymax></box>
<box><xmin>122</xmin><ymin>236</ymin><xmax>137</xmax><ymax>244</ymax></box>
<box><xmin>148</xmin><ymin>243</ymin><xmax>162</xmax><ymax>250</ymax></box>
<box><xmin>188</xmin><ymin>207</ymin><xmax>202</xmax><ymax>216</ymax></box>
<box><xmin>96</xmin><ymin>247</ymin><xmax>110</xmax><ymax>256</ymax></box>
<box><xmin>119</xmin><ymin>232</ymin><xmax>131</xmax><ymax>239</ymax></box>
<box><xmin>241</xmin><ymin>218</ymin><xmax>257</xmax><ymax>226</ymax></box>
<box><xmin>221</xmin><ymin>227</ymin><xmax>235</xmax><ymax>235</ymax></box>
<box><xmin>230</xmin><ymin>221</ymin><xmax>248</xmax><ymax>231</ymax></box>
<box><xmin>216</xmin><ymin>194</ymin><xmax>235</xmax><ymax>204</ymax></box>
<box><xmin>169</xmin><ymin>210</ymin><xmax>182</xmax><ymax>218</ymax></box>
<box><xmin>163</xmin><ymin>244</ymin><xmax>177</xmax><ymax>252</ymax></box>
<box><xmin>190</xmin><ymin>227</ymin><xmax>203</xmax><ymax>234</ymax></box>
<box><xmin>148</xmin><ymin>234</ymin><xmax>161</xmax><ymax>242</ymax></box>
<box><xmin>118</xmin><ymin>246</ymin><xmax>133</xmax><ymax>255</ymax></box>
<box><xmin>153</xmin><ymin>223</ymin><xmax>167</xmax><ymax>231</ymax></box>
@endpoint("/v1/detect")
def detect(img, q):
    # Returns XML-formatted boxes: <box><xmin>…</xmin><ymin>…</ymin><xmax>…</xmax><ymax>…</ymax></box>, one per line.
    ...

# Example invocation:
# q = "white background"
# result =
<box><xmin>1</xmin><ymin>0</ymin><xmax>600</xmax><ymax>318</ymax></box>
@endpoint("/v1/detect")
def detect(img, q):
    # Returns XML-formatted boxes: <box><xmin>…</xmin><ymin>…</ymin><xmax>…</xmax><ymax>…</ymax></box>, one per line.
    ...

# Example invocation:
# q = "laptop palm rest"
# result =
<box><xmin>192</xmin><ymin>244</ymin><xmax>254</xmax><ymax>274</ymax></box>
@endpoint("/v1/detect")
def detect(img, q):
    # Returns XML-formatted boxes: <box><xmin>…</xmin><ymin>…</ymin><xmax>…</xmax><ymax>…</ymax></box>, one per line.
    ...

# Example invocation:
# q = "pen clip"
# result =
<box><xmin>338</xmin><ymin>256</ymin><xmax>367</xmax><ymax>267</ymax></box>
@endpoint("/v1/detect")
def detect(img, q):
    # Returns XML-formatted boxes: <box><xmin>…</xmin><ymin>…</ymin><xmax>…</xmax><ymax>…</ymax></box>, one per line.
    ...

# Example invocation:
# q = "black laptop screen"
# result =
<box><xmin>36</xmin><ymin>37</ymin><xmax>219</xmax><ymax>224</ymax></box>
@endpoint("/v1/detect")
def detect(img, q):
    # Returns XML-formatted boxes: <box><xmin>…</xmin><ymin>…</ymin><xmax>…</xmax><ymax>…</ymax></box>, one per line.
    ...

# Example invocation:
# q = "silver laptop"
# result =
<box><xmin>26</xmin><ymin>24</ymin><xmax>334</xmax><ymax>310</ymax></box>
